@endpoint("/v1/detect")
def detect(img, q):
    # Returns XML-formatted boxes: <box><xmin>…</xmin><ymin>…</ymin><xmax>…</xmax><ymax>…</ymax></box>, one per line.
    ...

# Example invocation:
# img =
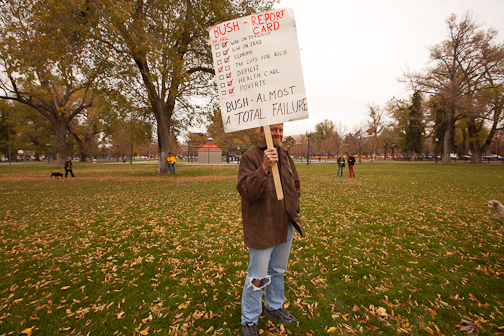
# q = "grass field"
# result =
<box><xmin>0</xmin><ymin>161</ymin><xmax>503</xmax><ymax>335</ymax></box>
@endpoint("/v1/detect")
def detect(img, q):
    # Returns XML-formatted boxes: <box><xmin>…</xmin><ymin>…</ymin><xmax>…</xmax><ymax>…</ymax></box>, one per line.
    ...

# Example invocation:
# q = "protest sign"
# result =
<box><xmin>208</xmin><ymin>8</ymin><xmax>309</xmax><ymax>133</ymax></box>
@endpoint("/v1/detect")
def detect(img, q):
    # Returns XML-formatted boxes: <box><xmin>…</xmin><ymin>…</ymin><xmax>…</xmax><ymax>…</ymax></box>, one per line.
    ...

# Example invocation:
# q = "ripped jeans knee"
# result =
<box><xmin>247</xmin><ymin>276</ymin><xmax>271</xmax><ymax>291</ymax></box>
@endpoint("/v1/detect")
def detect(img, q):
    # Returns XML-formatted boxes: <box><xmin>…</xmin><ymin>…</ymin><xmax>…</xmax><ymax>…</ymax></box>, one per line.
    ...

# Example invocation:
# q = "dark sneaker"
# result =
<box><xmin>242</xmin><ymin>322</ymin><xmax>258</xmax><ymax>336</ymax></box>
<box><xmin>264</xmin><ymin>307</ymin><xmax>297</xmax><ymax>324</ymax></box>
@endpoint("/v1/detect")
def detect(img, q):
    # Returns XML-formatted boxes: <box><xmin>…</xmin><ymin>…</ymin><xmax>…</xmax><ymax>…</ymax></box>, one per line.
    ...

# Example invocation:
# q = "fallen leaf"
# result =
<box><xmin>21</xmin><ymin>328</ymin><xmax>33</xmax><ymax>335</ymax></box>
<box><xmin>460</xmin><ymin>317</ymin><xmax>475</xmax><ymax>334</ymax></box>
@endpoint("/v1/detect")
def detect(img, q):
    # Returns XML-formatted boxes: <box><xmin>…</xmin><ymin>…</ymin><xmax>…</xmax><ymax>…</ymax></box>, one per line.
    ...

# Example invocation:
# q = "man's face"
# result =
<box><xmin>260</xmin><ymin>123</ymin><xmax>284</xmax><ymax>146</ymax></box>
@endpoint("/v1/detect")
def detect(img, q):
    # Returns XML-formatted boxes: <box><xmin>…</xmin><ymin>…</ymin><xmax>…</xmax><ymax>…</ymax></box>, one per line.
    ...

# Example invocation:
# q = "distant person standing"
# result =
<box><xmin>336</xmin><ymin>154</ymin><xmax>345</xmax><ymax>177</ymax></box>
<box><xmin>347</xmin><ymin>154</ymin><xmax>356</xmax><ymax>178</ymax></box>
<box><xmin>64</xmin><ymin>159</ymin><xmax>75</xmax><ymax>177</ymax></box>
<box><xmin>167</xmin><ymin>153</ymin><xmax>176</xmax><ymax>174</ymax></box>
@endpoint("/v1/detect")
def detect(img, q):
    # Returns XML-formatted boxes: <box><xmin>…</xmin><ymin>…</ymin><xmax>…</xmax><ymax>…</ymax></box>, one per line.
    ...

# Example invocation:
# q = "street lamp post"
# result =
<box><xmin>435</xmin><ymin>138</ymin><xmax>439</xmax><ymax>163</ymax></box>
<box><xmin>306</xmin><ymin>133</ymin><xmax>312</xmax><ymax>165</ymax></box>
<box><xmin>187</xmin><ymin>141</ymin><xmax>191</xmax><ymax>164</ymax></box>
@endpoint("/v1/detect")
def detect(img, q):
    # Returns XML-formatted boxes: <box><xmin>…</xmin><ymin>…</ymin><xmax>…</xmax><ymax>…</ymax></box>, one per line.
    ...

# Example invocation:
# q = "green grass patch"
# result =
<box><xmin>0</xmin><ymin>161</ymin><xmax>503</xmax><ymax>335</ymax></box>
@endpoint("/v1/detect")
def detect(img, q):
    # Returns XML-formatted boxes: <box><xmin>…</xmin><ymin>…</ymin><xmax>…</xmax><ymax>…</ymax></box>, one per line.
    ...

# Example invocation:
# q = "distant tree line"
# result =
<box><xmin>1</xmin><ymin>7</ymin><xmax>502</xmax><ymax>166</ymax></box>
<box><xmin>207</xmin><ymin>12</ymin><xmax>503</xmax><ymax>163</ymax></box>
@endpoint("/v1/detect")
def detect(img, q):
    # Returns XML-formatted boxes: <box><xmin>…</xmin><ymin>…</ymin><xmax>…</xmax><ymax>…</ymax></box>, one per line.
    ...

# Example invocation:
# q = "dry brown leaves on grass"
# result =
<box><xmin>1</xmin><ymin>163</ymin><xmax>504</xmax><ymax>335</ymax></box>
<box><xmin>0</xmin><ymin>175</ymin><xmax>235</xmax><ymax>182</ymax></box>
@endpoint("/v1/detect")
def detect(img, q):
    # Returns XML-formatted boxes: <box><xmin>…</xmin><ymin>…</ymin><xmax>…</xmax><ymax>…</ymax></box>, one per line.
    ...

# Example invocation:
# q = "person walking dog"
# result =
<box><xmin>64</xmin><ymin>159</ymin><xmax>75</xmax><ymax>177</ymax></box>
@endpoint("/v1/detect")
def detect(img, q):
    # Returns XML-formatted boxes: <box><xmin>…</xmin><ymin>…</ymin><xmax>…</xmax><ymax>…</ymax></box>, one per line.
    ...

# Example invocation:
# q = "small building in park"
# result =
<box><xmin>198</xmin><ymin>138</ymin><xmax>222</xmax><ymax>164</ymax></box>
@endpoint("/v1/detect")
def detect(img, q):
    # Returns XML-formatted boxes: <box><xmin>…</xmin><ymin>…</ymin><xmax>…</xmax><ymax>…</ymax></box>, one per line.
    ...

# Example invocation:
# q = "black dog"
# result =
<box><xmin>50</xmin><ymin>171</ymin><xmax>63</xmax><ymax>179</ymax></box>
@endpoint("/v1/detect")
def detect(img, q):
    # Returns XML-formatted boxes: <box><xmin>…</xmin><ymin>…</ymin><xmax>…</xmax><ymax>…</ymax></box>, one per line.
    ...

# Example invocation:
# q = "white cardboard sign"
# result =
<box><xmin>208</xmin><ymin>8</ymin><xmax>309</xmax><ymax>133</ymax></box>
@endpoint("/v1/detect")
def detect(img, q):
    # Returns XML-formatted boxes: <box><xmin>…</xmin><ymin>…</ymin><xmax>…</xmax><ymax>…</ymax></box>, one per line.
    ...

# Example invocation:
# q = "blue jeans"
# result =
<box><xmin>337</xmin><ymin>165</ymin><xmax>344</xmax><ymax>177</ymax></box>
<box><xmin>169</xmin><ymin>163</ymin><xmax>175</xmax><ymax>174</ymax></box>
<box><xmin>241</xmin><ymin>223</ymin><xmax>294</xmax><ymax>324</ymax></box>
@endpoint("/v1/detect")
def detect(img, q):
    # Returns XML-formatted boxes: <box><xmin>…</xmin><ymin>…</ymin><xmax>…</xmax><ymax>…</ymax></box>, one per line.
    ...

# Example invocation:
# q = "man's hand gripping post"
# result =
<box><xmin>263</xmin><ymin>125</ymin><xmax>284</xmax><ymax>200</ymax></box>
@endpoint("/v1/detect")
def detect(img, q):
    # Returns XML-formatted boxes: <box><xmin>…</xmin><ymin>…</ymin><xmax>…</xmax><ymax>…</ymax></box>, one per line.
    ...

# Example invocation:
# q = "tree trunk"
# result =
<box><xmin>472</xmin><ymin>145</ymin><xmax>483</xmax><ymax>163</ymax></box>
<box><xmin>442</xmin><ymin>109</ymin><xmax>455</xmax><ymax>164</ymax></box>
<box><xmin>132</xmin><ymin>52</ymin><xmax>171</xmax><ymax>174</ymax></box>
<box><xmin>442</xmin><ymin>126</ymin><xmax>452</xmax><ymax>164</ymax></box>
<box><xmin>70</xmin><ymin>130</ymin><xmax>86</xmax><ymax>162</ymax></box>
<box><xmin>153</xmin><ymin>112</ymin><xmax>170</xmax><ymax>174</ymax></box>
<box><xmin>83</xmin><ymin>132</ymin><xmax>95</xmax><ymax>163</ymax></box>
<box><xmin>55</xmin><ymin>121</ymin><xmax>68</xmax><ymax>167</ymax></box>
<box><xmin>467</xmin><ymin>107</ymin><xmax>501</xmax><ymax>164</ymax></box>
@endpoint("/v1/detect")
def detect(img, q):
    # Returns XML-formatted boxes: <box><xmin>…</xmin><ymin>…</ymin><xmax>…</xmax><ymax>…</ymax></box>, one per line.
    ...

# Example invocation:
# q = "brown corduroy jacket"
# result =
<box><xmin>237</xmin><ymin>141</ymin><xmax>303</xmax><ymax>249</ymax></box>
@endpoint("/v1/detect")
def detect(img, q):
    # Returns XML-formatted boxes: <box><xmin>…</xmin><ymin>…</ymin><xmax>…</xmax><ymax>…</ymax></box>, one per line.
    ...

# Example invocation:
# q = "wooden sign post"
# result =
<box><xmin>263</xmin><ymin>125</ymin><xmax>283</xmax><ymax>200</ymax></box>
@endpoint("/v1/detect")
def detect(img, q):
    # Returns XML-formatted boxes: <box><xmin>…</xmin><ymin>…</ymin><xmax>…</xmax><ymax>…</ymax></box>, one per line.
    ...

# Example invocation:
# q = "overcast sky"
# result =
<box><xmin>270</xmin><ymin>0</ymin><xmax>504</xmax><ymax>137</ymax></box>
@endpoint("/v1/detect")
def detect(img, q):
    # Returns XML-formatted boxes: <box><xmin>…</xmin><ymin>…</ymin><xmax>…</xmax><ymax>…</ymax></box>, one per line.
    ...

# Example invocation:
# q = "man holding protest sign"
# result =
<box><xmin>237</xmin><ymin>123</ymin><xmax>303</xmax><ymax>335</ymax></box>
<box><xmin>208</xmin><ymin>8</ymin><xmax>309</xmax><ymax>333</ymax></box>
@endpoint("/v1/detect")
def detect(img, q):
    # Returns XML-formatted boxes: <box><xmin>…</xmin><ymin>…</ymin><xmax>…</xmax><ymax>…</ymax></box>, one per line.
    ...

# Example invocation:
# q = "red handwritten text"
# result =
<box><xmin>213</xmin><ymin>20</ymin><xmax>240</xmax><ymax>38</ymax></box>
<box><xmin>250</xmin><ymin>10</ymin><xmax>285</xmax><ymax>34</ymax></box>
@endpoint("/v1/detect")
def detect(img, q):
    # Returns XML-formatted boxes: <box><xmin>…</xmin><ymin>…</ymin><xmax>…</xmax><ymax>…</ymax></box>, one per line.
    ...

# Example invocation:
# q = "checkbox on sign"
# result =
<box><xmin>215</xmin><ymin>44</ymin><xmax>220</xmax><ymax>49</ymax></box>
<box><xmin>223</xmin><ymin>49</ymin><xmax>229</xmax><ymax>55</ymax></box>
<box><xmin>218</xmin><ymin>66</ymin><xmax>223</xmax><ymax>72</ymax></box>
<box><xmin>216</xmin><ymin>52</ymin><xmax>221</xmax><ymax>57</ymax></box>
<box><xmin>225</xmin><ymin>66</ymin><xmax>230</xmax><ymax>71</ymax></box>
<box><xmin>227</xmin><ymin>79</ymin><xmax>233</xmax><ymax>86</ymax></box>
<box><xmin>221</xmin><ymin>90</ymin><xmax>227</xmax><ymax>96</ymax></box>
<box><xmin>224</xmin><ymin>56</ymin><xmax>230</xmax><ymax>63</ymax></box>
<box><xmin>220</xmin><ymin>83</ymin><xmax>225</xmax><ymax>88</ymax></box>
<box><xmin>217</xmin><ymin>60</ymin><xmax>222</xmax><ymax>65</ymax></box>
<box><xmin>229</xmin><ymin>87</ymin><xmax>235</xmax><ymax>94</ymax></box>
<box><xmin>226</xmin><ymin>72</ymin><xmax>232</xmax><ymax>78</ymax></box>
<box><xmin>222</xmin><ymin>42</ymin><xmax>228</xmax><ymax>47</ymax></box>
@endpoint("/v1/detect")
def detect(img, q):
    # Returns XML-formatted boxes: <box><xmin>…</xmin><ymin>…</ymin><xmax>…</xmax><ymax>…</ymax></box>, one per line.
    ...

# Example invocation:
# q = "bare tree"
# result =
<box><xmin>403</xmin><ymin>12</ymin><xmax>504</xmax><ymax>163</ymax></box>
<box><xmin>367</xmin><ymin>104</ymin><xmax>386</xmax><ymax>159</ymax></box>
<box><xmin>347</xmin><ymin>123</ymin><xmax>369</xmax><ymax>163</ymax></box>
<box><xmin>334</xmin><ymin>121</ymin><xmax>347</xmax><ymax>156</ymax></box>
